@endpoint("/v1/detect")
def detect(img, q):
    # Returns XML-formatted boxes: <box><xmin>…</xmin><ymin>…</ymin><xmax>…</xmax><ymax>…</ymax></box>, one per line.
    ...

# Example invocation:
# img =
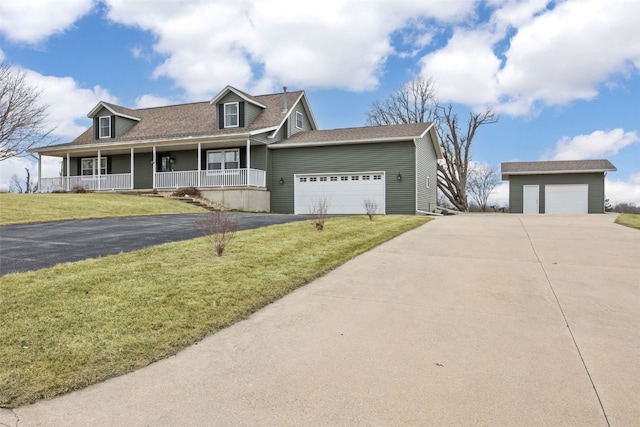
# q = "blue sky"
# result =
<box><xmin>1</xmin><ymin>0</ymin><xmax>639</xmax><ymax>205</ymax></box>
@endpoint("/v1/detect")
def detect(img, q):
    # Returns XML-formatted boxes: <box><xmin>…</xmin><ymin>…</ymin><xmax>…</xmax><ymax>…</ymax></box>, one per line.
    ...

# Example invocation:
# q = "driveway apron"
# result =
<box><xmin>2</xmin><ymin>214</ymin><xmax>638</xmax><ymax>426</ymax></box>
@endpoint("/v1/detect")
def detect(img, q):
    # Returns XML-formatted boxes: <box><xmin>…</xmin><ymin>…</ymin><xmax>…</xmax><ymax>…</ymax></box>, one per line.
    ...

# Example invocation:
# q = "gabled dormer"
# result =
<box><xmin>87</xmin><ymin>102</ymin><xmax>141</xmax><ymax>140</ymax></box>
<box><xmin>210</xmin><ymin>85</ymin><xmax>267</xmax><ymax>129</ymax></box>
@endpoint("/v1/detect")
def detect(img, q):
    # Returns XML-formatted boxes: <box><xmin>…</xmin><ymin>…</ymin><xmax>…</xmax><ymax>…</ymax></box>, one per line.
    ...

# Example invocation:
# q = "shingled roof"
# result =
<box><xmin>64</xmin><ymin>90</ymin><xmax>306</xmax><ymax>147</ymax></box>
<box><xmin>501</xmin><ymin>160</ymin><xmax>616</xmax><ymax>179</ymax></box>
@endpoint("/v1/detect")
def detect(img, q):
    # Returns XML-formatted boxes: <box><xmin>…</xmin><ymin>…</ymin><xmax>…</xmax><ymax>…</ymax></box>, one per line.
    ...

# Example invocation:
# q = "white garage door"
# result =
<box><xmin>294</xmin><ymin>172</ymin><xmax>386</xmax><ymax>215</ymax></box>
<box><xmin>545</xmin><ymin>184</ymin><xmax>588</xmax><ymax>214</ymax></box>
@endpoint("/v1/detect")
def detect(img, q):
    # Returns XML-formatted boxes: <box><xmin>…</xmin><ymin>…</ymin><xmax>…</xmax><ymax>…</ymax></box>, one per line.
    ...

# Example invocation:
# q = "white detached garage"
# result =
<box><xmin>501</xmin><ymin>160</ymin><xmax>616</xmax><ymax>214</ymax></box>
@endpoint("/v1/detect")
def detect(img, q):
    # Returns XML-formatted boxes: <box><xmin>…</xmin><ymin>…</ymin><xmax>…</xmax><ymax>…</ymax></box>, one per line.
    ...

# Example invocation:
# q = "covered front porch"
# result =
<box><xmin>38</xmin><ymin>138</ymin><xmax>268</xmax><ymax>192</ymax></box>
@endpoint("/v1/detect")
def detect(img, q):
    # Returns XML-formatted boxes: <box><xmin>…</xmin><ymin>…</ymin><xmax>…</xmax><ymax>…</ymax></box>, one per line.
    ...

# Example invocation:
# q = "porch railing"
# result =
<box><xmin>155</xmin><ymin>168</ymin><xmax>266</xmax><ymax>189</ymax></box>
<box><xmin>39</xmin><ymin>174</ymin><xmax>132</xmax><ymax>192</ymax></box>
<box><xmin>39</xmin><ymin>169</ymin><xmax>266</xmax><ymax>192</ymax></box>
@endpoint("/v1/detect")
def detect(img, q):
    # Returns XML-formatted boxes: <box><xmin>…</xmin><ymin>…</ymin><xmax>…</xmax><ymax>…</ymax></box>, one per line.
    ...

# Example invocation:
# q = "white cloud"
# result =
<box><xmin>0</xmin><ymin>0</ymin><xmax>93</xmax><ymax>44</ymax></box>
<box><xmin>497</xmin><ymin>0</ymin><xmax>640</xmax><ymax>114</ymax></box>
<box><xmin>548</xmin><ymin>129</ymin><xmax>639</xmax><ymax>161</ymax></box>
<box><xmin>421</xmin><ymin>28</ymin><xmax>501</xmax><ymax>106</ymax></box>
<box><xmin>103</xmin><ymin>0</ymin><xmax>477</xmax><ymax>97</ymax></box>
<box><xmin>606</xmin><ymin>173</ymin><xmax>640</xmax><ymax>206</ymax></box>
<box><xmin>23</xmin><ymin>69</ymin><xmax>118</xmax><ymax>140</ymax></box>
<box><xmin>135</xmin><ymin>94</ymin><xmax>175</xmax><ymax>109</ymax></box>
<box><xmin>419</xmin><ymin>0</ymin><xmax>640</xmax><ymax>116</ymax></box>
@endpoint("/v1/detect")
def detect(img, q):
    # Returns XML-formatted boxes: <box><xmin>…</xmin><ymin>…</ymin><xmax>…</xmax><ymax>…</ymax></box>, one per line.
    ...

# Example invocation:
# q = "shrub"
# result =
<box><xmin>196</xmin><ymin>210</ymin><xmax>238</xmax><ymax>256</ymax></box>
<box><xmin>363</xmin><ymin>197</ymin><xmax>379</xmax><ymax>220</ymax></box>
<box><xmin>310</xmin><ymin>197</ymin><xmax>330</xmax><ymax>231</ymax></box>
<box><xmin>172</xmin><ymin>187</ymin><xmax>201</xmax><ymax>198</ymax></box>
<box><xmin>71</xmin><ymin>186</ymin><xmax>90</xmax><ymax>193</ymax></box>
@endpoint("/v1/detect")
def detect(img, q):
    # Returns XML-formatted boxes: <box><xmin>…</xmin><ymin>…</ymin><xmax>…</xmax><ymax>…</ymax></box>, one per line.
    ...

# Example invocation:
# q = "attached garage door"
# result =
<box><xmin>294</xmin><ymin>172</ymin><xmax>386</xmax><ymax>215</ymax></box>
<box><xmin>545</xmin><ymin>184</ymin><xmax>588</xmax><ymax>214</ymax></box>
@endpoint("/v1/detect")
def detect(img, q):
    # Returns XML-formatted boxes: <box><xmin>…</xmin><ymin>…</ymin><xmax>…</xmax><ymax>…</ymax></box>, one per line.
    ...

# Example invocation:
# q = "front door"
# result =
<box><xmin>523</xmin><ymin>185</ymin><xmax>539</xmax><ymax>214</ymax></box>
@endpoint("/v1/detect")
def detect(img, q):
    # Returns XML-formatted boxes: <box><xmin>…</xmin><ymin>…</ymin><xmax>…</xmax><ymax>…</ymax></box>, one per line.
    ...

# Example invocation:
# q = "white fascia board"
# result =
<box><xmin>267</xmin><ymin>92</ymin><xmax>317</xmax><ymax>140</ymax></box>
<box><xmin>209</xmin><ymin>85</ymin><xmax>267</xmax><ymax>109</ymax></box>
<box><xmin>87</xmin><ymin>102</ymin><xmax>140</xmax><ymax>121</ymax></box>
<box><xmin>505</xmin><ymin>169</ymin><xmax>615</xmax><ymax>175</ymax></box>
<box><xmin>417</xmin><ymin>123</ymin><xmax>442</xmax><ymax>159</ymax></box>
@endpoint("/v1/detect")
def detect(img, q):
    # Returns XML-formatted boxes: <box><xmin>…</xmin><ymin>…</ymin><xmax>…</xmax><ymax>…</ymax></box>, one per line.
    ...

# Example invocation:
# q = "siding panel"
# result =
<box><xmin>508</xmin><ymin>173</ymin><xmax>606</xmax><ymax>213</ymax></box>
<box><xmin>269</xmin><ymin>142</ymin><xmax>416</xmax><ymax>214</ymax></box>
<box><xmin>415</xmin><ymin>132</ymin><xmax>438</xmax><ymax>212</ymax></box>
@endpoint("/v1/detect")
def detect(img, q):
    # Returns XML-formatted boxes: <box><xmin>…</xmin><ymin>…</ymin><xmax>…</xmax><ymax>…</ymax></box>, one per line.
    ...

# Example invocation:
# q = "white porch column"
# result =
<box><xmin>152</xmin><ymin>146</ymin><xmax>156</xmax><ymax>189</ymax></box>
<box><xmin>37</xmin><ymin>154</ymin><xmax>42</xmax><ymax>193</ymax></box>
<box><xmin>97</xmin><ymin>149</ymin><xmax>101</xmax><ymax>191</ymax></box>
<box><xmin>197</xmin><ymin>143</ymin><xmax>201</xmax><ymax>187</ymax></box>
<box><xmin>246</xmin><ymin>139</ymin><xmax>251</xmax><ymax>186</ymax></box>
<box><xmin>130</xmin><ymin>147</ymin><xmax>135</xmax><ymax>189</ymax></box>
<box><xmin>66</xmin><ymin>152</ymin><xmax>70</xmax><ymax>191</ymax></box>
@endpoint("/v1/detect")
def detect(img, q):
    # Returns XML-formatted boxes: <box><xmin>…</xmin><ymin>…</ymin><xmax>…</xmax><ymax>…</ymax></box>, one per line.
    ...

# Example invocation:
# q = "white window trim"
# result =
<box><xmin>98</xmin><ymin>116</ymin><xmax>111</xmax><ymax>138</ymax></box>
<box><xmin>224</xmin><ymin>102</ymin><xmax>239</xmax><ymax>128</ymax></box>
<box><xmin>295</xmin><ymin>111</ymin><xmax>303</xmax><ymax>129</ymax></box>
<box><xmin>426</xmin><ymin>176</ymin><xmax>430</xmax><ymax>189</ymax></box>
<box><xmin>81</xmin><ymin>157</ymin><xmax>107</xmax><ymax>179</ymax></box>
<box><xmin>206</xmin><ymin>149</ymin><xmax>240</xmax><ymax>174</ymax></box>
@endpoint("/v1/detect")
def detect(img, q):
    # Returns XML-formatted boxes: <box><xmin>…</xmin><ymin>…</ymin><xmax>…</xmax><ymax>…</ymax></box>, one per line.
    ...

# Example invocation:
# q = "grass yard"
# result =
<box><xmin>615</xmin><ymin>213</ymin><xmax>640</xmax><ymax>230</ymax></box>
<box><xmin>0</xmin><ymin>193</ymin><xmax>204</xmax><ymax>225</ymax></box>
<box><xmin>0</xmin><ymin>215</ymin><xmax>431</xmax><ymax>408</ymax></box>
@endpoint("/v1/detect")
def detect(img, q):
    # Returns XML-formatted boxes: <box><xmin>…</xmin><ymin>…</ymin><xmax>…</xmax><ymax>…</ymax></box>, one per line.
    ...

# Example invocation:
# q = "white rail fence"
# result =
<box><xmin>40</xmin><ymin>169</ymin><xmax>266</xmax><ymax>191</ymax></box>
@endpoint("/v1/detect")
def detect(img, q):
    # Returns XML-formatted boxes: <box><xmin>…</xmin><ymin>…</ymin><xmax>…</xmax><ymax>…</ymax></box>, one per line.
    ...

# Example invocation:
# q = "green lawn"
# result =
<box><xmin>615</xmin><ymin>213</ymin><xmax>640</xmax><ymax>230</ymax></box>
<box><xmin>0</xmin><ymin>215</ymin><xmax>431</xmax><ymax>408</ymax></box>
<box><xmin>0</xmin><ymin>193</ymin><xmax>204</xmax><ymax>225</ymax></box>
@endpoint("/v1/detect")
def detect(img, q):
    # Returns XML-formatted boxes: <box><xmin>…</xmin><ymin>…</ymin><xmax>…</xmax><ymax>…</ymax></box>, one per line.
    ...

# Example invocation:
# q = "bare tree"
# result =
<box><xmin>9</xmin><ymin>167</ymin><xmax>38</xmax><ymax>193</ymax></box>
<box><xmin>467</xmin><ymin>164</ymin><xmax>500</xmax><ymax>212</ymax></box>
<box><xmin>365</xmin><ymin>76</ymin><xmax>437</xmax><ymax>126</ymax></box>
<box><xmin>435</xmin><ymin>105</ymin><xmax>498</xmax><ymax>212</ymax></box>
<box><xmin>365</xmin><ymin>76</ymin><xmax>498</xmax><ymax>211</ymax></box>
<box><xmin>0</xmin><ymin>62</ymin><xmax>55</xmax><ymax>161</ymax></box>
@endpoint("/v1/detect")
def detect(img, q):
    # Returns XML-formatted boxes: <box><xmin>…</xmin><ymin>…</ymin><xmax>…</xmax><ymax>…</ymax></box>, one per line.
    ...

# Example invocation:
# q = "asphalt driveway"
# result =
<box><xmin>2</xmin><ymin>213</ymin><xmax>637</xmax><ymax>426</ymax></box>
<box><xmin>0</xmin><ymin>213</ymin><xmax>307</xmax><ymax>276</ymax></box>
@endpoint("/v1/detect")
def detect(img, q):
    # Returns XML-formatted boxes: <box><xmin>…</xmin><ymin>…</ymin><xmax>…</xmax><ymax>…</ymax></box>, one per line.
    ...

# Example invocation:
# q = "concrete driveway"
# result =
<box><xmin>0</xmin><ymin>213</ymin><xmax>307</xmax><ymax>276</ymax></box>
<box><xmin>1</xmin><ymin>214</ymin><xmax>638</xmax><ymax>426</ymax></box>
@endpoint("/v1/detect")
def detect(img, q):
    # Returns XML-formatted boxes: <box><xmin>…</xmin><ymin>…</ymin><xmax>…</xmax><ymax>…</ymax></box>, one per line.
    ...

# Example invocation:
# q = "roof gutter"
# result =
<box><xmin>268</xmin><ymin>135</ymin><xmax>419</xmax><ymax>149</ymax></box>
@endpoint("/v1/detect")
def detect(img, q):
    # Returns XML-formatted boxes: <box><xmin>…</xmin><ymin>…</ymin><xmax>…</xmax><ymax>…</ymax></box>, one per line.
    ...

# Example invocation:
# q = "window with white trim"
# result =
<box><xmin>426</xmin><ymin>176</ymin><xmax>430</xmax><ymax>188</ymax></box>
<box><xmin>207</xmin><ymin>149</ymin><xmax>239</xmax><ymax>170</ymax></box>
<box><xmin>81</xmin><ymin>157</ymin><xmax>107</xmax><ymax>176</ymax></box>
<box><xmin>224</xmin><ymin>102</ymin><xmax>239</xmax><ymax>128</ymax></box>
<box><xmin>295</xmin><ymin>111</ymin><xmax>303</xmax><ymax>129</ymax></box>
<box><xmin>320</xmin><ymin>176</ymin><xmax>327</xmax><ymax>182</ymax></box>
<box><xmin>99</xmin><ymin>116</ymin><xmax>111</xmax><ymax>138</ymax></box>
<box><xmin>373</xmin><ymin>175</ymin><xmax>382</xmax><ymax>180</ymax></box>
<box><xmin>330</xmin><ymin>176</ymin><xmax>337</xmax><ymax>181</ymax></box>
<box><xmin>300</xmin><ymin>177</ymin><xmax>307</xmax><ymax>182</ymax></box>
<box><xmin>340</xmin><ymin>176</ymin><xmax>348</xmax><ymax>181</ymax></box>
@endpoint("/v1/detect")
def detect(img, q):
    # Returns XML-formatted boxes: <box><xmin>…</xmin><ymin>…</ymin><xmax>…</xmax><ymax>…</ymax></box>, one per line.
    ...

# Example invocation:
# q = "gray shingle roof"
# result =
<box><xmin>67</xmin><ymin>90</ymin><xmax>305</xmax><ymax>146</ymax></box>
<box><xmin>272</xmin><ymin>122</ymin><xmax>433</xmax><ymax>145</ymax></box>
<box><xmin>501</xmin><ymin>159</ymin><xmax>616</xmax><ymax>179</ymax></box>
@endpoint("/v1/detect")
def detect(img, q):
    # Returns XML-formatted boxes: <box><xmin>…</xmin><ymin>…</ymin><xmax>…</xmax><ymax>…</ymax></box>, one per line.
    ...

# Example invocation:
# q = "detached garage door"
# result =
<box><xmin>545</xmin><ymin>184</ymin><xmax>588</xmax><ymax>214</ymax></box>
<box><xmin>294</xmin><ymin>172</ymin><xmax>386</xmax><ymax>215</ymax></box>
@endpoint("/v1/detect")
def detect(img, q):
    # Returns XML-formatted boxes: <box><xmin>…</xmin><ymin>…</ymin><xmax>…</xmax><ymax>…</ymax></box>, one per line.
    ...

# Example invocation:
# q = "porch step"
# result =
<box><xmin>175</xmin><ymin>197</ymin><xmax>219</xmax><ymax>211</ymax></box>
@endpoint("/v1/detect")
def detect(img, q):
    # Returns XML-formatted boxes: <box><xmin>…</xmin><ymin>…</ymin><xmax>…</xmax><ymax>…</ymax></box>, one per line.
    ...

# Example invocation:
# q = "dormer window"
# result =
<box><xmin>295</xmin><ymin>111</ymin><xmax>303</xmax><ymax>129</ymax></box>
<box><xmin>99</xmin><ymin>116</ymin><xmax>111</xmax><ymax>138</ymax></box>
<box><xmin>224</xmin><ymin>102</ymin><xmax>239</xmax><ymax>128</ymax></box>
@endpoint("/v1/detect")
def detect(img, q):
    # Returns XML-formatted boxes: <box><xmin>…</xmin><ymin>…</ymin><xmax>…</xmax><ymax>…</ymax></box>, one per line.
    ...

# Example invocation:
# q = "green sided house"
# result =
<box><xmin>501</xmin><ymin>160</ymin><xmax>616</xmax><ymax>214</ymax></box>
<box><xmin>34</xmin><ymin>85</ymin><xmax>442</xmax><ymax>215</ymax></box>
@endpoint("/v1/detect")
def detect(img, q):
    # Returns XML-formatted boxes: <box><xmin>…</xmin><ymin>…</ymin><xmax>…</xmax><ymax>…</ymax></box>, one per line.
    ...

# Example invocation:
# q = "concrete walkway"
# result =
<box><xmin>1</xmin><ymin>214</ymin><xmax>638</xmax><ymax>426</ymax></box>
